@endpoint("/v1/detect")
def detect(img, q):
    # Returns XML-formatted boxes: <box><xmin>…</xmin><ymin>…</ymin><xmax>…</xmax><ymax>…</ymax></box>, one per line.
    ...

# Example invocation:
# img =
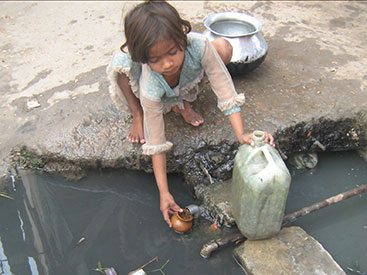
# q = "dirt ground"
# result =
<box><xmin>0</xmin><ymin>1</ymin><xmax>366</xmax><ymax>189</ymax></box>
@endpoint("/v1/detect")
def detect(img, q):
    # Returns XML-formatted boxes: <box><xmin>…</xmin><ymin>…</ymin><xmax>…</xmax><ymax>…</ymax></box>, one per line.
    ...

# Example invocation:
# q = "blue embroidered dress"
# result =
<box><xmin>107</xmin><ymin>32</ymin><xmax>245</xmax><ymax>155</ymax></box>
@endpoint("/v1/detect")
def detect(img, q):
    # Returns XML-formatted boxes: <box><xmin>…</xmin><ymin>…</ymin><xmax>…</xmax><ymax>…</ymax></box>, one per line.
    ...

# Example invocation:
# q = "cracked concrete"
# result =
<box><xmin>1</xmin><ymin>0</ymin><xmax>366</xmax><ymax>188</ymax></box>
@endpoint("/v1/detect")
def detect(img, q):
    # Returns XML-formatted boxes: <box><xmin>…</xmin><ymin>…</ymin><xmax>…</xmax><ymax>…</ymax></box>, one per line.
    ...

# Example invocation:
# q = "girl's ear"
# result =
<box><xmin>178</xmin><ymin>42</ymin><xmax>186</xmax><ymax>51</ymax></box>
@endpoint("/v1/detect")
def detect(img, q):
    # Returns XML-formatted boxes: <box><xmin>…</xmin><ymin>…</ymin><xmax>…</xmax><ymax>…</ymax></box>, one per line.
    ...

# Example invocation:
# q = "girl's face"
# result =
<box><xmin>147</xmin><ymin>38</ymin><xmax>185</xmax><ymax>77</ymax></box>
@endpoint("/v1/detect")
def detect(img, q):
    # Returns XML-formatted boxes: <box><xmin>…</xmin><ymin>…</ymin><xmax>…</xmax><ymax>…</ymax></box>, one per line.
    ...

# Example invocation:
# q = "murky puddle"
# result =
<box><xmin>0</xmin><ymin>169</ymin><xmax>242</xmax><ymax>274</ymax></box>
<box><xmin>0</xmin><ymin>151</ymin><xmax>366</xmax><ymax>274</ymax></box>
<box><xmin>284</xmin><ymin>151</ymin><xmax>367</xmax><ymax>275</ymax></box>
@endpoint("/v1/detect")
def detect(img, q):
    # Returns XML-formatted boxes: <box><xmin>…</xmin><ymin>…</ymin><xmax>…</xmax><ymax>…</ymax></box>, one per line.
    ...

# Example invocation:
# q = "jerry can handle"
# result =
<box><xmin>261</xmin><ymin>146</ymin><xmax>277</xmax><ymax>168</ymax></box>
<box><xmin>244</xmin><ymin>145</ymin><xmax>276</xmax><ymax>168</ymax></box>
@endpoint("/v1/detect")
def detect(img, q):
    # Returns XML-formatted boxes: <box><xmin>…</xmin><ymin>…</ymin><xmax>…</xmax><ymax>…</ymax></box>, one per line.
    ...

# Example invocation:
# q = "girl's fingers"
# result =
<box><xmin>163</xmin><ymin>211</ymin><xmax>172</xmax><ymax>227</ymax></box>
<box><xmin>245</xmin><ymin>134</ymin><xmax>254</xmax><ymax>146</ymax></box>
<box><xmin>168</xmin><ymin>208</ymin><xmax>177</xmax><ymax>215</ymax></box>
<box><xmin>265</xmin><ymin>132</ymin><xmax>275</xmax><ymax>147</ymax></box>
<box><xmin>241</xmin><ymin>132</ymin><xmax>275</xmax><ymax>147</ymax></box>
<box><xmin>169</xmin><ymin>205</ymin><xmax>182</xmax><ymax>215</ymax></box>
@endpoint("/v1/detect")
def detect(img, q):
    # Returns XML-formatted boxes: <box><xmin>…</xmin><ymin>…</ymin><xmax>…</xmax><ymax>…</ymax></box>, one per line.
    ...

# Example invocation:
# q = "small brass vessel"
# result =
<box><xmin>171</xmin><ymin>209</ymin><xmax>193</xmax><ymax>233</ymax></box>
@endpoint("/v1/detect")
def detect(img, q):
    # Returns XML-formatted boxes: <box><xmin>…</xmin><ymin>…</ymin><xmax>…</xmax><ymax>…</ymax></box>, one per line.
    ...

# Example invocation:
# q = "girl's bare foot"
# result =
<box><xmin>116</xmin><ymin>73</ymin><xmax>145</xmax><ymax>144</ymax></box>
<box><xmin>128</xmin><ymin>112</ymin><xmax>145</xmax><ymax>144</ymax></box>
<box><xmin>173</xmin><ymin>101</ymin><xmax>204</xmax><ymax>127</ymax></box>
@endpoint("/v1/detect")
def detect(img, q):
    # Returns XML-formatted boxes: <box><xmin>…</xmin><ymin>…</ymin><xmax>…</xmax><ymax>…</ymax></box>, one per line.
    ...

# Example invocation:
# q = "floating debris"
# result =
<box><xmin>94</xmin><ymin>261</ymin><xmax>117</xmax><ymax>274</ymax></box>
<box><xmin>129</xmin><ymin>269</ymin><xmax>146</xmax><ymax>275</ymax></box>
<box><xmin>346</xmin><ymin>266</ymin><xmax>364</xmax><ymax>275</ymax></box>
<box><xmin>104</xmin><ymin>268</ymin><xmax>118</xmax><ymax>275</ymax></box>
<box><xmin>0</xmin><ymin>192</ymin><xmax>14</xmax><ymax>200</ymax></box>
<box><xmin>76</xmin><ymin>236</ymin><xmax>85</xmax><ymax>245</ymax></box>
<box><xmin>129</xmin><ymin>256</ymin><xmax>158</xmax><ymax>275</ymax></box>
<box><xmin>147</xmin><ymin>259</ymin><xmax>170</xmax><ymax>275</ymax></box>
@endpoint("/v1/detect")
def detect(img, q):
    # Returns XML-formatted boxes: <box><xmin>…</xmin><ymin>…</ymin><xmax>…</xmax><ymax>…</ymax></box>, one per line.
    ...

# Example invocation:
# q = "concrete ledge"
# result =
<box><xmin>195</xmin><ymin>179</ymin><xmax>235</xmax><ymax>226</ymax></box>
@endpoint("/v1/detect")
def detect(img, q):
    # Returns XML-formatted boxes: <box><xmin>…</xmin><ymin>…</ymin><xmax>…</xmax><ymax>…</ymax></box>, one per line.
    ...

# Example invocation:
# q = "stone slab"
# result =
<box><xmin>233</xmin><ymin>226</ymin><xmax>345</xmax><ymax>275</ymax></box>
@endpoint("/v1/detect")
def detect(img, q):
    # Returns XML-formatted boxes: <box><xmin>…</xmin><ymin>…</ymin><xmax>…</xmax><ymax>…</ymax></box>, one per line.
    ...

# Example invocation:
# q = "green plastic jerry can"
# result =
<box><xmin>231</xmin><ymin>131</ymin><xmax>291</xmax><ymax>240</ymax></box>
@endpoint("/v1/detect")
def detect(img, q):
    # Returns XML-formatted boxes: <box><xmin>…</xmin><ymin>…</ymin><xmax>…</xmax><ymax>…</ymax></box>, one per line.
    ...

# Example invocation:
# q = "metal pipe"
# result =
<box><xmin>200</xmin><ymin>231</ymin><xmax>245</xmax><ymax>258</ymax></box>
<box><xmin>200</xmin><ymin>240</ymin><xmax>219</xmax><ymax>258</ymax></box>
<box><xmin>185</xmin><ymin>204</ymin><xmax>202</xmax><ymax>219</ymax></box>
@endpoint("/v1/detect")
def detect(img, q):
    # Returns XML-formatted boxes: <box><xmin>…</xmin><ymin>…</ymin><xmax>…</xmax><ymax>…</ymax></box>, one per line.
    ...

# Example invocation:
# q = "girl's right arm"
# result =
<box><xmin>140</xmin><ymin>94</ymin><xmax>181</xmax><ymax>227</ymax></box>
<box><xmin>152</xmin><ymin>153</ymin><xmax>181</xmax><ymax>227</ymax></box>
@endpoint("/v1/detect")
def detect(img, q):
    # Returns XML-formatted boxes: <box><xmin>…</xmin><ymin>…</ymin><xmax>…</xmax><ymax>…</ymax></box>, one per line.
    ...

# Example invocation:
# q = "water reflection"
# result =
<box><xmin>0</xmin><ymin>169</ymin><xmax>242</xmax><ymax>275</ymax></box>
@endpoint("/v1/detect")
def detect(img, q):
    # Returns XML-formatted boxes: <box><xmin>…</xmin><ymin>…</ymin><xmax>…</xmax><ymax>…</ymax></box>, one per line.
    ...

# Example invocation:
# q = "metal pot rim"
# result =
<box><xmin>204</xmin><ymin>12</ymin><xmax>262</xmax><ymax>37</ymax></box>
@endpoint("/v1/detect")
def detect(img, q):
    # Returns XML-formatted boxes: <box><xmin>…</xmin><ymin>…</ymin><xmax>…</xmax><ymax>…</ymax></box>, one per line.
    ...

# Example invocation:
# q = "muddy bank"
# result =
<box><xmin>5</xmin><ymin>105</ymin><xmax>366</xmax><ymax>195</ymax></box>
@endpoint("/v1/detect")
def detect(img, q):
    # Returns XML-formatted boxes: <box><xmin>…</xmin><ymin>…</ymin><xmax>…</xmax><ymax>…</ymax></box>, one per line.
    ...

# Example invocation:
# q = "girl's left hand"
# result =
<box><xmin>263</xmin><ymin>131</ymin><xmax>275</xmax><ymax>147</ymax></box>
<box><xmin>240</xmin><ymin>132</ymin><xmax>275</xmax><ymax>147</ymax></box>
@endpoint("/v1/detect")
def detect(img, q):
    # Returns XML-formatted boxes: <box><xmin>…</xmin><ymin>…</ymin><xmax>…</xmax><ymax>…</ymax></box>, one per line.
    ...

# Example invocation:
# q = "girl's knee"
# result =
<box><xmin>212</xmin><ymin>38</ymin><xmax>233</xmax><ymax>64</ymax></box>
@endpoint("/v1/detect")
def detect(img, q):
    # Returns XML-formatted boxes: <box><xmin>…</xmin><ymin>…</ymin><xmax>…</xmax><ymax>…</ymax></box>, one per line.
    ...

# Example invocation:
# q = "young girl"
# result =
<box><xmin>107</xmin><ymin>0</ymin><xmax>274</xmax><ymax>227</ymax></box>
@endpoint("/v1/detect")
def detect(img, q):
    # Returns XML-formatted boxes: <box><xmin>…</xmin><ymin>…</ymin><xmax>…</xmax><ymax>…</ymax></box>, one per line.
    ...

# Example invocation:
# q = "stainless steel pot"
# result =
<box><xmin>202</xmin><ymin>12</ymin><xmax>268</xmax><ymax>76</ymax></box>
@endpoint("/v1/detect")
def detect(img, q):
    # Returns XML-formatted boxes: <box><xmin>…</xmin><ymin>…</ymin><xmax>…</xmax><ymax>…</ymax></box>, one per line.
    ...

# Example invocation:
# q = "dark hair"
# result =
<box><xmin>120</xmin><ymin>0</ymin><xmax>191</xmax><ymax>64</ymax></box>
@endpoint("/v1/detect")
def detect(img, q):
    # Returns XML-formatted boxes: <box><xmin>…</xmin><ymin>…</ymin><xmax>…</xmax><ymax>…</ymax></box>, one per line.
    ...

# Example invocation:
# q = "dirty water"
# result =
<box><xmin>0</xmin><ymin>150</ymin><xmax>366</xmax><ymax>275</ymax></box>
<box><xmin>0</xmin><ymin>170</ymin><xmax>243</xmax><ymax>275</ymax></box>
<box><xmin>284</xmin><ymin>150</ymin><xmax>367</xmax><ymax>275</ymax></box>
